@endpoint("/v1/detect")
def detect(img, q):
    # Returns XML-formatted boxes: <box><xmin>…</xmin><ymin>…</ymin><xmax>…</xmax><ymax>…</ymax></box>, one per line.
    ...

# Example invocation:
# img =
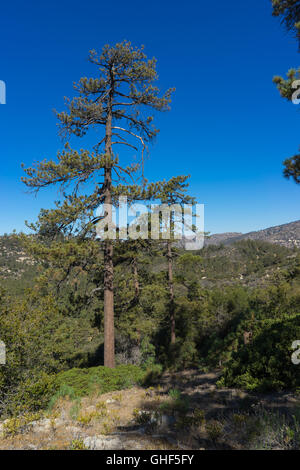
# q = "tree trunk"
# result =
<box><xmin>132</xmin><ymin>257</ymin><xmax>140</xmax><ymax>298</ymax></box>
<box><xmin>103</xmin><ymin>75</ymin><xmax>115</xmax><ymax>368</ymax></box>
<box><xmin>167</xmin><ymin>240</ymin><xmax>175</xmax><ymax>344</ymax></box>
<box><xmin>104</xmin><ymin>237</ymin><xmax>114</xmax><ymax>368</ymax></box>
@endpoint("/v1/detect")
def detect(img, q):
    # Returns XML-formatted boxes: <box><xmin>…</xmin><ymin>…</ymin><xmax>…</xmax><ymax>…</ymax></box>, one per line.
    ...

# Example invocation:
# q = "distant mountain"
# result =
<box><xmin>0</xmin><ymin>220</ymin><xmax>299</xmax><ymax>285</ymax></box>
<box><xmin>205</xmin><ymin>220</ymin><xmax>300</xmax><ymax>249</ymax></box>
<box><xmin>205</xmin><ymin>232</ymin><xmax>243</xmax><ymax>246</ymax></box>
<box><xmin>0</xmin><ymin>235</ymin><xmax>37</xmax><ymax>281</ymax></box>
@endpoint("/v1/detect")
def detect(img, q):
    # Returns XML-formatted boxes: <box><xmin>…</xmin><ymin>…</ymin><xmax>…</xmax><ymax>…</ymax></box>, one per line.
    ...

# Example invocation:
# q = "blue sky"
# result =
<box><xmin>0</xmin><ymin>0</ymin><xmax>299</xmax><ymax>235</ymax></box>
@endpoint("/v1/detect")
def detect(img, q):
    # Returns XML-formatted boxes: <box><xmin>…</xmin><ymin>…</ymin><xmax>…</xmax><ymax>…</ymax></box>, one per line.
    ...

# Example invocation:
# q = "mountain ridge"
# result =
<box><xmin>205</xmin><ymin>220</ymin><xmax>300</xmax><ymax>249</ymax></box>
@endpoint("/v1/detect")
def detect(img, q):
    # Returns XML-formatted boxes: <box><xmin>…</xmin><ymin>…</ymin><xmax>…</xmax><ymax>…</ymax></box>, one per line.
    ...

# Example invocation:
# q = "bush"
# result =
<box><xmin>47</xmin><ymin>384</ymin><xmax>78</xmax><ymax>411</ymax></box>
<box><xmin>140</xmin><ymin>363</ymin><xmax>163</xmax><ymax>386</ymax></box>
<box><xmin>3</xmin><ymin>372</ymin><xmax>57</xmax><ymax>416</ymax></box>
<box><xmin>54</xmin><ymin>364</ymin><xmax>146</xmax><ymax>398</ymax></box>
<box><xmin>220</xmin><ymin>314</ymin><xmax>300</xmax><ymax>391</ymax></box>
<box><xmin>0</xmin><ymin>288</ymin><xmax>96</xmax><ymax>416</ymax></box>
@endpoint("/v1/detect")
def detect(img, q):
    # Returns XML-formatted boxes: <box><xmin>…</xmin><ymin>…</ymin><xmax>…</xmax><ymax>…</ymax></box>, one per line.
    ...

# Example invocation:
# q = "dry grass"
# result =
<box><xmin>0</xmin><ymin>371</ymin><xmax>299</xmax><ymax>450</ymax></box>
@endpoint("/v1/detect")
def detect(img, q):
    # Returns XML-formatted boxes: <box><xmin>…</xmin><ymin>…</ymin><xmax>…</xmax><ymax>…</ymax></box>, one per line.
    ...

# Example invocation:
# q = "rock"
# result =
<box><xmin>30</xmin><ymin>417</ymin><xmax>63</xmax><ymax>433</ymax></box>
<box><xmin>30</xmin><ymin>418</ymin><xmax>52</xmax><ymax>433</ymax></box>
<box><xmin>83</xmin><ymin>435</ymin><xmax>125</xmax><ymax>450</ymax></box>
<box><xmin>106</xmin><ymin>399</ymin><xmax>117</xmax><ymax>404</ymax></box>
<box><xmin>53</xmin><ymin>418</ymin><xmax>64</xmax><ymax>427</ymax></box>
<box><xmin>65</xmin><ymin>425</ymin><xmax>83</xmax><ymax>436</ymax></box>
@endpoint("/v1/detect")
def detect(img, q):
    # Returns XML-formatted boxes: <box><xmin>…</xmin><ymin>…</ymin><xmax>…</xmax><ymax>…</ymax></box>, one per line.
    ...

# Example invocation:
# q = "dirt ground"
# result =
<box><xmin>0</xmin><ymin>370</ymin><xmax>299</xmax><ymax>450</ymax></box>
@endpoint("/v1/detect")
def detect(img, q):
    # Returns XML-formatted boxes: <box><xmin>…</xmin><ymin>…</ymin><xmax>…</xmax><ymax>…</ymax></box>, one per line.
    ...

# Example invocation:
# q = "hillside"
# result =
<box><xmin>0</xmin><ymin>229</ymin><xmax>299</xmax><ymax>291</ymax></box>
<box><xmin>205</xmin><ymin>220</ymin><xmax>300</xmax><ymax>249</ymax></box>
<box><xmin>0</xmin><ymin>369</ymin><xmax>299</xmax><ymax>450</ymax></box>
<box><xmin>195</xmin><ymin>240</ymin><xmax>299</xmax><ymax>289</ymax></box>
<box><xmin>0</xmin><ymin>235</ymin><xmax>38</xmax><ymax>293</ymax></box>
<box><xmin>0</xmin><ymin>228</ymin><xmax>300</xmax><ymax>451</ymax></box>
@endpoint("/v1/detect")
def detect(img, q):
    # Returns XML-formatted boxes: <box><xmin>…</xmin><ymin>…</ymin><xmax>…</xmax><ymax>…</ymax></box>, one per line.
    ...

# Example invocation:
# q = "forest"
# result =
<box><xmin>0</xmin><ymin>0</ymin><xmax>299</xmax><ymax>452</ymax></box>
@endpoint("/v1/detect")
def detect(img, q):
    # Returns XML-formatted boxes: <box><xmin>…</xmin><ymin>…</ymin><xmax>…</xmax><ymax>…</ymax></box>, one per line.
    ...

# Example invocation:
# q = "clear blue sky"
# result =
<box><xmin>0</xmin><ymin>0</ymin><xmax>299</xmax><ymax>235</ymax></box>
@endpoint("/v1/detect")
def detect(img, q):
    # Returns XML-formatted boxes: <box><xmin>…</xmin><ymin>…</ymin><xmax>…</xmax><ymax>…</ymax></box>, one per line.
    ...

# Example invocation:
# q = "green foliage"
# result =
<box><xmin>272</xmin><ymin>2</ymin><xmax>300</xmax><ymax>183</ymax></box>
<box><xmin>0</xmin><ymin>229</ymin><xmax>300</xmax><ymax>419</ymax></box>
<box><xmin>133</xmin><ymin>408</ymin><xmax>154</xmax><ymax>426</ymax></box>
<box><xmin>2</xmin><ymin>412</ymin><xmax>43</xmax><ymax>438</ymax></box>
<box><xmin>0</xmin><ymin>287</ymin><xmax>98</xmax><ymax>416</ymax></box>
<box><xmin>54</xmin><ymin>364</ymin><xmax>146</xmax><ymax>398</ymax></box>
<box><xmin>273</xmin><ymin>68</ymin><xmax>300</xmax><ymax>184</ymax></box>
<box><xmin>283</xmin><ymin>152</ymin><xmax>300</xmax><ymax>184</ymax></box>
<box><xmin>251</xmin><ymin>409</ymin><xmax>300</xmax><ymax>450</ymax></box>
<box><xmin>140</xmin><ymin>337</ymin><xmax>156</xmax><ymax>367</ymax></box>
<box><xmin>272</xmin><ymin>0</ymin><xmax>300</xmax><ymax>45</ymax></box>
<box><xmin>168</xmin><ymin>388</ymin><xmax>181</xmax><ymax>400</ymax></box>
<box><xmin>21</xmin><ymin>41</ymin><xmax>174</xmax><ymax>241</ymax></box>
<box><xmin>69</xmin><ymin>398</ymin><xmax>82</xmax><ymax>421</ymax></box>
<box><xmin>159</xmin><ymin>389</ymin><xmax>189</xmax><ymax>416</ymax></box>
<box><xmin>47</xmin><ymin>384</ymin><xmax>78</xmax><ymax>412</ymax></box>
<box><xmin>69</xmin><ymin>439</ymin><xmax>88</xmax><ymax>450</ymax></box>
<box><xmin>140</xmin><ymin>364</ymin><xmax>163</xmax><ymax>387</ymax></box>
<box><xmin>220</xmin><ymin>314</ymin><xmax>300</xmax><ymax>391</ymax></box>
<box><xmin>206</xmin><ymin>420</ymin><xmax>224</xmax><ymax>441</ymax></box>
<box><xmin>3</xmin><ymin>34</ymin><xmax>300</xmax><ymax>425</ymax></box>
<box><xmin>9</xmin><ymin>373</ymin><xmax>58</xmax><ymax>414</ymax></box>
<box><xmin>175</xmin><ymin>408</ymin><xmax>206</xmax><ymax>430</ymax></box>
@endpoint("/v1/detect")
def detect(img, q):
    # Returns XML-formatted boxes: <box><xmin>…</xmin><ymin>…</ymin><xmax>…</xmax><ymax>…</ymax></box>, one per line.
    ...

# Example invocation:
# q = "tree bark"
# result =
<box><xmin>132</xmin><ymin>257</ymin><xmax>140</xmax><ymax>298</ymax></box>
<box><xmin>103</xmin><ymin>73</ymin><xmax>115</xmax><ymax>368</ymax></box>
<box><xmin>167</xmin><ymin>240</ymin><xmax>175</xmax><ymax>344</ymax></box>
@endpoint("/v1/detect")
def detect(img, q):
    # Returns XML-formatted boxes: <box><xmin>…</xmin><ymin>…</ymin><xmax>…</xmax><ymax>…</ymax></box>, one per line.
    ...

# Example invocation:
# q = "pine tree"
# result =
<box><xmin>272</xmin><ymin>0</ymin><xmax>300</xmax><ymax>46</ymax></box>
<box><xmin>272</xmin><ymin>1</ymin><xmax>300</xmax><ymax>184</ymax></box>
<box><xmin>22</xmin><ymin>41</ymin><xmax>174</xmax><ymax>368</ymax></box>
<box><xmin>115</xmin><ymin>238</ymin><xmax>152</xmax><ymax>300</ymax></box>
<box><xmin>156</xmin><ymin>175</ymin><xmax>195</xmax><ymax>345</ymax></box>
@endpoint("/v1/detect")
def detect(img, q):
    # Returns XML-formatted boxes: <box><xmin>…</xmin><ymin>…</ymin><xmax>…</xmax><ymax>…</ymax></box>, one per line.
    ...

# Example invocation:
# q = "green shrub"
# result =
<box><xmin>206</xmin><ymin>420</ymin><xmax>223</xmax><ymax>441</ymax></box>
<box><xmin>54</xmin><ymin>364</ymin><xmax>146</xmax><ymax>398</ymax></box>
<box><xmin>47</xmin><ymin>384</ymin><xmax>77</xmax><ymax>411</ymax></box>
<box><xmin>4</xmin><ymin>372</ymin><xmax>57</xmax><ymax>416</ymax></box>
<box><xmin>69</xmin><ymin>439</ymin><xmax>88</xmax><ymax>450</ymax></box>
<box><xmin>168</xmin><ymin>388</ymin><xmax>181</xmax><ymax>400</ymax></box>
<box><xmin>220</xmin><ymin>314</ymin><xmax>300</xmax><ymax>391</ymax></box>
<box><xmin>140</xmin><ymin>363</ymin><xmax>163</xmax><ymax>387</ymax></box>
<box><xmin>159</xmin><ymin>390</ymin><xmax>190</xmax><ymax>416</ymax></box>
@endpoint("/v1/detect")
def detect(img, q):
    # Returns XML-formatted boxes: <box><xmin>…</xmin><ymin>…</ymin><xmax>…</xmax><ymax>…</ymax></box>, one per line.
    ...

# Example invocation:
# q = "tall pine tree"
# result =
<box><xmin>157</xmin><ymin>175</ymin><xmax>195</xmax><ymax>345</ymax></box>
<box><xmin>22</xmin><ymin>41</ymin><xmax>174</xmax><ymax>368</ymax></box>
